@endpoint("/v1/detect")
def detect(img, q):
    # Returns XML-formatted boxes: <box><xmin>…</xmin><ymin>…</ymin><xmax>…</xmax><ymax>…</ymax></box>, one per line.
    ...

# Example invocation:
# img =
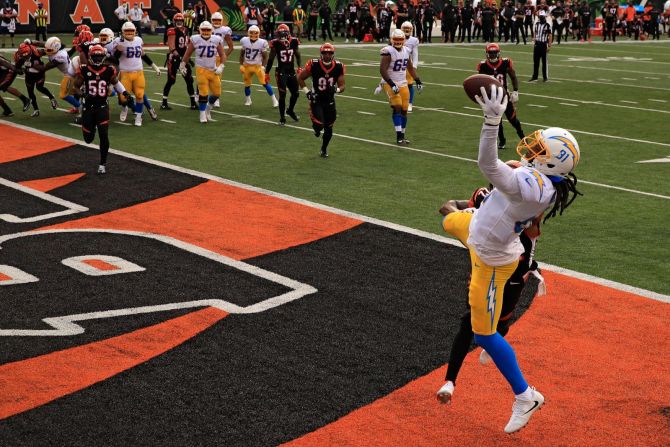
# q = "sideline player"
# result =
<box><xmin>14</xmin><ymin>42</ymin><xmax>57</xmax><ymax>117</ymax></box>
<box><xmin>211</xmin><ymin>11</ymin><xmax>235</xmax><ymax>108</ymax></box>
<box><xmin>74</xmin><ymin>44</ymin><xmax>133</xmax><ymax>174</ymax></box>
<box><xmin>298</xmin><ymin>42</ymin><xmax>345</xmax><ymax>158</ymax></box>
<box><xmin>265</xmin><ymin>23</ymin><xmax>301</xmax><ymax>125</ymax></box>
<box><xmin>477</xmin><ymin>43</ymin><xmax>524</xmax><ymax>150</ymax></box>
<box><xmin>113</xmin><ymin>22</ymin><xmax>161</xmax><ymax>127</ymax></box>
<box><xmin>379</xmin><ymin>29</ymin><xmax>422</xmax><ymax>145</ymax></box>
<box><xmin>436</xmin><ymin>163</ymin><xmax>546</xmax><ymax>404</ymax></box>
<box><xmin>437</xmin><ymin>85</ymin><xmax>582</xmax><ymax>433</ymax></box>
<box><xmin>180</xmin><ymin>21</ymin><xmax>226</xmax><ymax>123</ymax></box>
<box><xmin>162</xmin><ymin>13</ymin><xmax>198</xmax><ymax>110</ymax></box>
<box><xmin>400</xmin><ymin>21</ymin><xmax>419</xmax><ymax>113</ymax></box>
<box><xmin>0</xmin><ymin>53</ymin><xmax>31</xmax><ymax>115</ymax></box>
<box><xmin>239</xmin><ymin>25</ymin><xmax>278</xmax><ymax>107</ymax></box>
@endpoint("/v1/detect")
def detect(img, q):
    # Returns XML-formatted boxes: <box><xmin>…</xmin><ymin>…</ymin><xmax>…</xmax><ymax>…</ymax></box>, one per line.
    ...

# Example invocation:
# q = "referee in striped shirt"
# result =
<box><xmin>34</xmin><ymin>2</ymin><xmax>48</xmax><ymax>41</ymax></box>
<box><xmin>529</xmin><ymin>10</ymin><xmax>552</xmax><ymax>82</ymax></box>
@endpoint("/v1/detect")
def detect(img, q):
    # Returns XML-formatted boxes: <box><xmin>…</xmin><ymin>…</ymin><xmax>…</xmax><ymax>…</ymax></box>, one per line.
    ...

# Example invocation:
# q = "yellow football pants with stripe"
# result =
<box><xmin>442</xmin><ymin>211</ymin><xmax>518</xmax><ymax>336</ymax></box>
<box><xmin>196</xmin><ymin>67</ymin><xmax>221</xmax><ymax>97</ymax></box>
<box><xmin>119</xmin><ymin>71</ymin><xmax>146</xmax><ymax>102</ymax></box>
<box><xmin>59</xmin><ymin>76</ymin><xmax>75</xmax><ymax>99</ymax></box>
<box><xmin>241</xmin><ymin>64</ymin><xmax>265</xmax><ymax>86</ymax></box>
<box><xmin>383</xmin><ymin>84</ymin><xmax>410</xmax><ymax>111</ymax></box>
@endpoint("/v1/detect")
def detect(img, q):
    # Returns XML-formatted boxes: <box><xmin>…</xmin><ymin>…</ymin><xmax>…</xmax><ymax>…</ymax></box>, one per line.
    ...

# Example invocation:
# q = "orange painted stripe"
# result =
<box><xmin>81</xmin><ymin>259</ymin><xmax>121</xmax><ymax>271</ymax></box>
<box><xmin>0</xmin><ymin>272</ymin><xmax>12</xmax><ymax>281</ymax></box>
<box><xmin>19</xmin><ymin>173</ymin><xmax>86</xmax><ymax>193</ymax></box>
<box><xmin>283</xmin><ymin>271</ymin><xmax>670</xmax><ymax>447</ymax></box>
<box><xmin>0</xmin><ymin>123</ymin><xmax>72</xmax><ymax>163</ymax></box>
<box><xmin>43</xmin><ymin>180</ymin><xmax>363</xmax><ymax>260</ymax></box>
<box><xmin>0</xmin><ymin>307</ymin><xmax>228</xmax><ymax>420</ymax></box>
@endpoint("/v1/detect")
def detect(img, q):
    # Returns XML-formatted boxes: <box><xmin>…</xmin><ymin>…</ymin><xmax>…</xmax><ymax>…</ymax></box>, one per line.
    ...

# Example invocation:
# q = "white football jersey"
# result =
<box><xmin>116</xmin><ymin>36</ymin><xmax>144</xmax><ymax>72</ymax></box>
<box><xmin>190</xmin><ymin>34</ymin><xmax>223</xmax><ymax>69</ymax></box>
<box><xmin>380</xmin><ymin>45</ymin><xmax>411</xmax><ymax>87</ymax></box>
<box><xmin>105</xmin><ymin>38</ymin><xmax>119</xmax><ymax>56</ymax></box>
<box><xmin>213</xmin><ymin>25</ymin><xmax>232</xmax><ymax>40</ymax></box>
<box><xmin>405</xmin><ymin>36</ymin><xmax>419</xmax><ymax>67</ymax></box>
<box><xmin>468</xmin><ymin>167</ymin><xmax>556</xmax><ymax>266</ymax></box>
<box><xmin>48</xmin><ymin>49</ymin><xmax>72</xmax><ymax>76</ymax></box>
<box><xmin>240</xmin><ymin>37</ymin><xmax>267</xmax><ymax>65</ymax></box>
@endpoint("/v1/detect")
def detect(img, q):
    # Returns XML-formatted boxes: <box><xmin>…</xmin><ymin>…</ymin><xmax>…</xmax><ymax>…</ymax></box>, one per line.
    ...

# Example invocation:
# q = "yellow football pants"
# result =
<box><xmin>442</xmin><ymin>211</ymin><xmax>519</xmax><ymax>336</ymax></box>
<box><xmin>241</xmin><ymin>64</ymin><xmax>265</xmax><ymax>86</ymax></box>
<box><xmin>119</xmin><ymin>70</ymin><xmax>145</xmax><ymax>102</ymax></box>
<box><xmin>196</xmin><ymin>67</ymin><xmax>221</xmax><ymax>97</ymax></box>
<box><xmin>59</xmin><ymin>76</ymin><xmax>75</xmax><ymax>99</ymax></box>
<box><xmin>383</xmin><ymin>84</ymin><xmax>410</xmax><ymax>111</ymax></box>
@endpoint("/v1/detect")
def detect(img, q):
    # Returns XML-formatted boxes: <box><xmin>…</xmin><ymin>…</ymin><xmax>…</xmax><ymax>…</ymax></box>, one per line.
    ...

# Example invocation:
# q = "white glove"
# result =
<box><xmin>215</xmin><ymin>64</ymin><xmax>224</xmax><ymax>75</ymax></box>
<box><xmin>179</xmin><ymin>62</ymin><xmax>188</xmax><ymax>77</ymax></box>
<box><xmin>391</xmin><ymin>85</ymin><xmax>399</xmax><ymax>94</ymax></box>
<box><xmin>23</xmin><ymin>38</ymin><xmax>31</xmax><ymax>44</ymax></box>
<box><xmin>510</xmin><ymin>90</ymin><xmax>519</xmax><ymax>103</ymax></box>
<box><xmin>374</xmin><ymin>84</ymin><xmax>382</xmax><ymax>95</ymax></box>
<box><xmin>346</xmin><ymin>19</ymin><xmax>350</xmax><ymax>24</ymax></box>
<box><xmin>152</xmin><ymin>63</ymin><xmax>161</xmax><ymax>76</ymax></box>
<box><xmin>475</xmin><ymin>85</ymin><xmax>507</xmax><ymax>126</ymax></box>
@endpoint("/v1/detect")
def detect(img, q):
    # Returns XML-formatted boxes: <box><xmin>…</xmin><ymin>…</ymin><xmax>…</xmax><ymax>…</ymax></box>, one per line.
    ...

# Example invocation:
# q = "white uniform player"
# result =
<box><xmin>211</xmin><ymin>11</ymin><xmax>234</xmax><ymax>108</ymax></box>
<box><xmin>400</xmin><ymin>21</ymin><xmax>419</xmax><ymax>112</ymax></box>
<box><xmin>47</xmin><ymin>48</ymin><xmax>80</xmax><ymax>109</ymax></box>
<box><xmin>239</xmin><ymin>25</ymin><xmax>277</xmax><ymax>107</ymax></box>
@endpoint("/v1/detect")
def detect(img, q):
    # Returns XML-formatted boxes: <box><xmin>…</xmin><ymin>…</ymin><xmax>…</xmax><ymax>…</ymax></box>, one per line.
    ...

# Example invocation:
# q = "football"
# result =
<box><xmin>463</xmin><ymin>74</ymin><xmax>503</xmax><ymax>103</ymax></box>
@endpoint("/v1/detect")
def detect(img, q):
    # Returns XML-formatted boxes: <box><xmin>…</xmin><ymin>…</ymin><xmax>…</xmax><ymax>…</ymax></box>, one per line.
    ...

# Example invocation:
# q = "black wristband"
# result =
<box><xmin>386</xmin><ymin>79</ymin><xmax>396</xmax><ymax>88</ymax></box>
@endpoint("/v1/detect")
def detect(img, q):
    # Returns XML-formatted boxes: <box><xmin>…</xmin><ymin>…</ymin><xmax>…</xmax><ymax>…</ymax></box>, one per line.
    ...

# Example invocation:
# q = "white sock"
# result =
<box><xmin>515</xmin><ymin>386</ymin><xmax>533</xmax><ymax>401</ymax></box>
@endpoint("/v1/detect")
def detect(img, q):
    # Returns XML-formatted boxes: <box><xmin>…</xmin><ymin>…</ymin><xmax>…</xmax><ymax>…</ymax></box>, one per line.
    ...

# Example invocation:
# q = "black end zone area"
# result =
<box><xmin>0</xmin><ymin>145</ymin><xmax>205</xmax><ymax>234</ymax></box>
<box><xmin>0</xmin><ymin>223</ymin><xmax>537</xmax><ymax>446</ymax></box>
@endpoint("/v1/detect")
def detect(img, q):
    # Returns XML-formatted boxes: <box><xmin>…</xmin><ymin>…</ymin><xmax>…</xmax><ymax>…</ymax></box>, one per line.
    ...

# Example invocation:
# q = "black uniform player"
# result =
<box><xmin>265</xmin><ymin>24</ymin><xmax>301</xmax><ymax>125</ymax></box>
<box><xmin>477</xmin><ymin>43</ymin><xmax>524</xmax><ymax>150</ymax></box>
<box><xmin>162</xmin><ymin>13</ymin><xmax>197</xmax><ymax>110</ymax></box>
<box><xmin>74</xmin><ymin>30</ymin><xmax>95</xmax><ymax>65</ymax></box>
<box><xmin>346</xmin><ymin>1</ymin><xmax>359</xmax><ymax>42</ymax></box>
<box><xmin>75</xmin><ymin>45</ymin><xmax>133</xmax><ymax>174</ymax></box>
<box><xmin>298</xmin><ymin>43</ymin><xmax>345</xmax><ymax>158</ymax></box>
<box><xmin>14</xmin><ymin>42</ymin><xmax>57</xmax><ymax>117</ymax></box>
<box><xmin>0</xmin><ymin>54</ymin><xmax>31</xmax><ymax>116</ymax></box>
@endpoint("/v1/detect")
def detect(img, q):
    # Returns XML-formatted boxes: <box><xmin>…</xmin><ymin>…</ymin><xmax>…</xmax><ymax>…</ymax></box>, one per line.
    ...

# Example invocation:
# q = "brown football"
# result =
<box><xmin>463</xmin><ymin>74</ymin><xmax>503</xmax><ymax>103</ymax></box>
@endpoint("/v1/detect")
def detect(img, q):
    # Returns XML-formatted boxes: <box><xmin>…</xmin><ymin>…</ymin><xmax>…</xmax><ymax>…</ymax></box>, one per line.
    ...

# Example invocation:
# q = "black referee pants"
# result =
<box><xmin>532</xmin><ymin>41</ymin><xmax>548</xmax><ymax>81</ymax></box>
<box><xmin>35</xmin><ymin>26</ymin><xmax>46</xmax><ymax>41</ymax></box>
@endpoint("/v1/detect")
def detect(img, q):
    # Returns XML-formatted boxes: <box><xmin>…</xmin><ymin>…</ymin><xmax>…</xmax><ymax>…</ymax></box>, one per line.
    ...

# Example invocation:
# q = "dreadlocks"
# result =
<box><xmin>544</xmin><ymin>172</ymin><xmax>582</xmax><ymax>223</ymax></box>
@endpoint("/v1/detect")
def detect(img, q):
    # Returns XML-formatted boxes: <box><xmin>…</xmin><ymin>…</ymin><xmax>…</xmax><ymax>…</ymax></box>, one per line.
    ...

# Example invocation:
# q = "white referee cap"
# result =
<box><xmin>538</xmin><ymin>10</ymin><xmax>547</xmax><ymax>16</ymax></box>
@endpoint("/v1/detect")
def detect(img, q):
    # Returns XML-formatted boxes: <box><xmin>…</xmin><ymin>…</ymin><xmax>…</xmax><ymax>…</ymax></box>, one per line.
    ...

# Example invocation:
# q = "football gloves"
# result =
<box><xmin>179</xmin><ymin>62</ymin><xmax>188</xmax><ymax>77</ymax></box>
<box><xmin>152</xmin><ymin>63</ymin><xmax>161</xmax><ymax>76</ymax></box>
<box><xmin>510</xmin><ymin>90</ymin><xmax>519</xmax><ymax>103</ymax></box>
<box><xmin>122</xmin><ymin>91</ymin><xmax>135</xmax><ymax>110</ymax></box>
<box><xmin>415</xmin><ymin>79</ymin><xmax>423</xmax><ymax>93</ymax></box>
<box><xmin>215</xmin><ymin>64</ymin><xmax>225</xmax><ymax>75</ymax></box>
<box><xmin>306</xmin><ymin>90</ymin><xmax>316</xmax><ymax>102</ymax></box>
<box><xmin>475</xmin><ymin>85</ymin><xmax>507</xmax><ymax>126</ymax></box>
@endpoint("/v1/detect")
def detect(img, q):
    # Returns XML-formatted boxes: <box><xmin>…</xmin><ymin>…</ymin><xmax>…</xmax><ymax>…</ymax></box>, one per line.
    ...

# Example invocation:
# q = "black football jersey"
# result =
<box><xmin>270</xmin><ymin>37</ymin><xmax>300</xmax><ymax>73</ymax></box>
<box><xmin>81</xmin><ymin>64</ymin><xmax>117</xmax><ymax>107</ymax></box>
<box><xmin>168</xmin><ymin>26</ymin><xmax>190</xmax><ymax>56</ymax></box>
<box><xmin>16</xmin><ymin>45</ymin><xmax>44</xmax><ymax>74</ymax></box>
<box><xmin>304</xmin><ymin>58</ymin><xmax>345</xmax><ymax>102</ymax></box>
<box><xmin>477</xmin><ymin>58</ymin><xmax>512</xmax><ymax>91</ymax></box>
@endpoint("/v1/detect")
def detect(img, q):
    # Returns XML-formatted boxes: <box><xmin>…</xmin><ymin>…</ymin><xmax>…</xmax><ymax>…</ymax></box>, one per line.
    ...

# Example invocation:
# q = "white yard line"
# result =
<box><xmin>357</xmin><ymin>111</ymin><xmax>375</xmax><ymax>115</ymax></box>
<box><xmin>114</xmin><ymin>121</ymin><xmax>131</xmax><ymax>126</ymax></box>
<box><xmin>159</xmin><ymin>119</ymin><xmax>176</xmax><ymax>124</ymax></box>
<box><xmin>560</xmin><ymin>102</ymin><xmax>579</xmax><ymax>106</ymax></box>
<box><xmin>528</xmin><ymin>104</ymin><xmax>548</xmax><ymax>108</ymax></box>
<box><xmin>649</xmin><ymin>99</ymin><xmax>667</xmax><ymax>103</ymax></box>
<box><xmin>621</xmin><ymin>77</ymin><xmax>636</xmax><ymax>80</ymax></box>
<box><xmin>463</xmin><ymin>106</ymin><xmax>480</xmax><ymax>111</ymax></box>
<box><xmin>620</xmin><ymin>100</ymin><xmax>638</xmax><ymax>104</ymax></box>
<box><xmin>2</xmin><ymin>118</ymin><xmax>667</xmax><ymax>302</ymax></box>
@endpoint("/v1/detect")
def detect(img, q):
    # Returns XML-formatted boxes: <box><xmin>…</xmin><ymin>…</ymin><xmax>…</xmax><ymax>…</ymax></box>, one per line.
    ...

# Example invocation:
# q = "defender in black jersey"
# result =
<box><xmin>75</xmin><ymin>45</ymin><xmax>133</xmax><ymax>174</ymax></box>
<box><xmin>265</xmin><ymin>24</ymin><xmax>302</xmax><ymax>125</ymax></box>
<box><xmin>298</xmin><ymin>43</ymin><xmax>345</xmax><ymax>158</ymax></box>
<box><xmin>14</xmin><ymin>43</ymin><xmax>57</xmax><ymax>117</ymax></box>
<box><xmin>477</xmin><ymin>43</ymin><xmax>524</xmax><ymax>150</ymax></box>
<box><xmin>162</xmin><ymin>13</ymin><xmax>197</xmax><ymax>110</ymax></box>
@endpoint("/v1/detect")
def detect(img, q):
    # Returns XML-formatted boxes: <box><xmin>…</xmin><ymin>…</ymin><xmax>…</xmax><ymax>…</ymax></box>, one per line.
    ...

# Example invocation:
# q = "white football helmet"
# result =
<box><xmin>199</xmin><ymin>21</ymin><xmax>213</xmax><ymax>38</ymax></box>
<box><xmin>99</xmin><ymin>28</ymin><xmax>114</xmax><ymax>45</ymax></box>
<box><xmin>517</xmin><ymin>127</ymin><xmax>580</xmax><ymax>178</ymax></box>
<box><xmin>401</xmin><ymin>21</ymin><xmax>413</xmax><ymax>38</ymax></box>
<box><xmin>211</xmin><ymin>11</ymin><xmax>224</xmax><ymax>27</ymax></box>
<box><xmin>248</xmin><ymin>25</ymin><xmax>260</xmax><ymax>41</ymax></box>
<box><xmin>44</xmin><ymin>36</ymin><xmax>61</xmax><ymax>55</ymax></box>
<box><xmin>122</xmin><ymin>21</ymin><xmax>137</xmax><ymax>40</ymax></box>
<box><xmin>391</xmin><ymin>29</ymin><xmax>405</xmax><ymax>49</ymax></box>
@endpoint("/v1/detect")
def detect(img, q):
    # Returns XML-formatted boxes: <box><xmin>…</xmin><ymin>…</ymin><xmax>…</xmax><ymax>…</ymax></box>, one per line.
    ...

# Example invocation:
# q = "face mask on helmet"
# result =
<box><xmin>320</xmin><ymin>43</ymin><xmax>335</xmax><ymax>63</ymax></box>
<box><xmin>391</xmin><ymin>32</ymin><xmax>405</xmax><ymax>49</ymax></box>
<box><xmin>45</xmin><ymin>37</ymin><xmax>61</xmax><ymax>55</ymax></box>
<box><xmin>211</xmin><ymin>12</ymin><xmax>223</xmax><ymax>26</ymax></box>
<box><xmin>401</xmin><ymin>22</ymin><xmax>413</xmax><ymax>38</ymax></box>
<box><xmin>517</xmin><ymin>128</ymin><xmax>580</xmax><ymax>178</ymax></box>
<box><xmin>122</xmin><ymin>23</ymin><xmax>137</xmax><ymax>40</ymax></box>
<box><xmin>89</xmin><ymin>47</ymin><xmax>106</xmax><ymax>66</ymax></box>
<box><xmin>200</xmin><ymin>24</ymin><xmax>213</xmax><ymax>38</ymax></box>
<box><xmin>248</xmin><ymin>25</ymin><xmax>260</xmax><ymax>40</ymax></box>
<box><xmin>99</xmin><ymin>28</ymin><xmax>114</xmax><ymax>45</ymax></box>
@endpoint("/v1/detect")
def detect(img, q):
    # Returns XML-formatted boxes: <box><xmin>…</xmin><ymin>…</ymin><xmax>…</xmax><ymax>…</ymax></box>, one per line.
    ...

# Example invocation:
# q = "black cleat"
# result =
<box><xmin>528</xmin><ymin>78</ymin><xmax>538</xmax><ymax>82</ymax></box>
<box><xmin>50</xmin><ymin>98</ymin><xmax>58</xmax><ymax>109</ymax></box>
<box><xmin>498</xmin><ymin>141</ymin><xmax>506</xmax><ymax>150</ymax></box>
<box><xmin>279</xmin><ymin>117</ymin><xmax>286</xmax><ymax>126</ymax></box>
<box><xmin>320</xmin><ymin>149</ymin><xmax>328</xmax><ymax>158</ymax></box>
<box><xmin>22</xmin><ymin>99</ymin><xmax>31</xmax><ymax>112</ymax></box>
<box><xmin>2</xmin><ymin>109</ymin><xmax>14</xmax><ymax>117</ymax></box>
<box><xmin>160</xmin><ymin>103</ymin><xmax>172</xmax><ymax>110</ymax></box>
<box><xmin>314</xmin><ymin>128</ymin><xmax>321</xmax><ymax>138</ymax></box>
<box><xmin>397</xmin><ymin>138</ymin><xmax>411</xmax><ymax>145</ymax></box>
<box><xmin>286</xmin><ymin>110</ymin><xmax>299</xmax><ymax>121</ymax></box>
<box><xmin>190</xmin><ymin>102</ymin><xmax>198</xmax><ymax>110</ymax></box>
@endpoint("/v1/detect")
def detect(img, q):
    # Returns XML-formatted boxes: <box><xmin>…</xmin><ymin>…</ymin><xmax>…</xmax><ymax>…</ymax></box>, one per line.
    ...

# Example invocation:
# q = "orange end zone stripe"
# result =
<box><xmin>283</xmin><ymin>271</ymin><xmax>670</xmax><ymax>447</ymax></box>
<box><xmin>0</xmin><ymin>123</ymin><xmax>72</xmax><ymax>164</ymax></box>
<box><xmin>0</xmin><ymin>307</ymin><xmax>228</xmax><ymax>421</ymax></box>
<box><xmin>82</xmin><ymin>259</ymin><xmax>120</xmax><ymax>271</ymax></box>
<box><xmin>0</xmin><ymin>272</ymin><xmax>11</xmax><ymax>281</ymax></box>
<box><xmin>44</xmin><ymin>180</ymin><xmax>363</xmax><ymax>260</ymax></box>
<box><xmin>19</xmin><ymin>173</ymin><xmax>86</xmax><ymax>193</ymax></box>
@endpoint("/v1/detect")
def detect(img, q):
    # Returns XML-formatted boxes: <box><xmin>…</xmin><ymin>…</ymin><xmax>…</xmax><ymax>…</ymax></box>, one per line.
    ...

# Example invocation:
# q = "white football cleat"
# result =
<box><xmin>205</xmin><ymin>103</ymin><xmax>212</xmax><ymax>121</ymax></box>
<box><xmin>407</xmin><ymin>103</ymin><xmax>413</xmax><ymax>113</ymax></box>
<box><xmin>436</xmin><ymin>381</ymin><xmax>455</xmax><ymax>405</ymax></box>
<box><xmin>119</xmin><ymin>106</ymin><xmax>128</xmax><ymax>122</ymax></box>
<box><xmin>213</xmin><ymin>98</ymin><xmax>220</xmax><ymax>108</ymax></box>
<box><xmin>244</xmin><ymin>96</ymin><xmax>252</xmax><ymax>106</ymax></box>
<box><xmin>271</xmin><ymin>95</ymin><xmax>279</xmax><ymax>108</ymax></box>
<box><xmin>504</xmin><ymin>388</ymin><xmax>545</xmax><ymax>433</ymax></box>
<box><xmin>479</xmin><ymin>349</ymin><xmax>492</xmax><ymax>365</ymax></box>
<box><xmin>134</xmin><ymin>113</ymin><xmax>142</xmax><ymax>127</ymax></box>
<box><xmin>148</xmin><ymin>107</ymin><xmax>158</xmax><ymax>120</ymax></box>
<box><xmin>199</xmin><ymin>110</ymin><xmax>207</xmax><ymax>123</ymax></box>
<box><xmin>97</xmin><ymin>165</ymin><xmax>106</xmax><ymax>174</ymax></box>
